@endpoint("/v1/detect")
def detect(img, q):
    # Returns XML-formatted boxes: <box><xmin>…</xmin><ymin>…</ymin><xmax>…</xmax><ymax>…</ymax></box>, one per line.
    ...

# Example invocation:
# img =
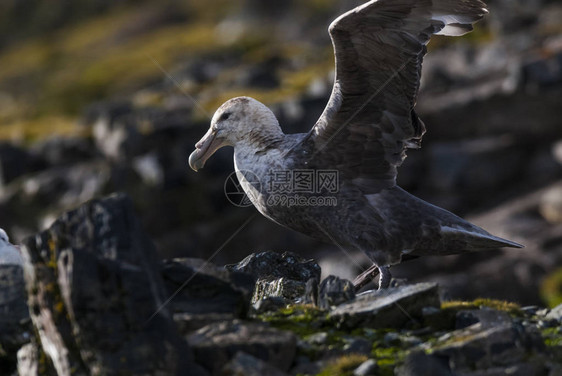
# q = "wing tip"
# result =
<box><xmin>432</xmin><ymin>0</ymin><xmax>489</xmax><ymax>36</ymax></box>
<box><xmin>500</xmin><ymin>239</ymin><xmax>525</xmax><ymax>249</ymax></box>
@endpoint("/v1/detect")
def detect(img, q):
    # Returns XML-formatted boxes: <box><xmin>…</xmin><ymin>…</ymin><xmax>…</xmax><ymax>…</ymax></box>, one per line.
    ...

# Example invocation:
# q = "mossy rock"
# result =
<box><xmin>441</xmin><ymin>298</ymin><xmax>523</xmax><ymax>317</ymax></box>
<box><xmin>317</xmin><ymin>354</ymin><xmax>368</xmax><ymax>376</ymax></box>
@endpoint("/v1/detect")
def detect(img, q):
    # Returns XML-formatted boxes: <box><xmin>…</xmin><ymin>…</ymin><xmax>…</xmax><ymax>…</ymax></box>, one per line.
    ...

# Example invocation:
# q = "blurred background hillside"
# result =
<box><xmin>0</xmin><ymin>0</ymin><xmax>561</xmax><ymax>306</ymax></box>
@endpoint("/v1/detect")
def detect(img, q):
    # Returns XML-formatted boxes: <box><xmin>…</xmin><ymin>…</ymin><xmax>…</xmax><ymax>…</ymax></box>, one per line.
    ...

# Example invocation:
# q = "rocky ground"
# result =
<box><xmin>0</xmin><ymin>0</ymin><xmax>561</xmax><ymax>308</ymax></box>
<box><xmin>1</xmin><ymin>194</ymin><xmax>561</xmax><ymax>375</ymax></box>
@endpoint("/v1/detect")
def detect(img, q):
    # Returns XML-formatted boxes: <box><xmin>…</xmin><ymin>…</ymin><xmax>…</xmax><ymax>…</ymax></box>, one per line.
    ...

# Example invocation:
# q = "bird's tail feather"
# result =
<box><xmin>440</xmin><ymin>225</ymin><xmax>524</xmax><ymax>250</ymax></box>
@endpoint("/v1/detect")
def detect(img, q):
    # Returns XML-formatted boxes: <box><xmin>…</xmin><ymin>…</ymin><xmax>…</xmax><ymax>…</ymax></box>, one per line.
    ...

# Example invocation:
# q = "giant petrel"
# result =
<box><xmin>189</xmin><ymin>0</ymin><xmax>522</xmax><ymax>289</ymax></box>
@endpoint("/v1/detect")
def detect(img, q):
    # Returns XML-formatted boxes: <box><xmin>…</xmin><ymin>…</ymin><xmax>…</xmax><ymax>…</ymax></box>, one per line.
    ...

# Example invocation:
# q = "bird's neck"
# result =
<box><xmin>233</xmin><ymin>127</ymin><xmax>286</xmax><ymax>174</ymax></box>
<box><xmin>237</xmin><ymin>126</ymin><xmax>284</xmax><ymax>153</ymax></box>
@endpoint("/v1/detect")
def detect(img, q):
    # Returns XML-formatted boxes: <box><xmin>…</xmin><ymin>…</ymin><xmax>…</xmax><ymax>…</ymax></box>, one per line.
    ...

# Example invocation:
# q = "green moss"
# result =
<box><xmin>0</xmin><ymin>39</ymin><xmax>53</xmax><ymax>80</ymax></box>
<box><xmin>369</xmin><ymin>337</ymin><xmax>410</xmax><ymax>376</ymax></box>
<box><xmin>0</xmin><ymin>2</ymin><xmax>239</xmax><ymax>140</ymax></box>
<box><xmin>541</xmin><ymin>327</ymin><xmax>562</xmax><ymax>347</ymax></box>
<box><xmin>541</xmin><ymin>267</ymin><xmax>562</xmax><ymax>308</ymax></box>
<box><xmin>0</xmin><ymin>116</ymin><xmax>83</xmax><ymax>143</ymax></box>
<box><xmin>317</xmin><ymin>354</ymin><xmax>368</xmax><ymax>376</ymax></box>
<box><xmin>441</xmin><ymin>298</ymin><xmax>523</xmax><ymax>317</ymax></box>
<box><xmin>257</xmin><ymin>304</ymin><xmax>327</xmax><ymax>337</ymax></box>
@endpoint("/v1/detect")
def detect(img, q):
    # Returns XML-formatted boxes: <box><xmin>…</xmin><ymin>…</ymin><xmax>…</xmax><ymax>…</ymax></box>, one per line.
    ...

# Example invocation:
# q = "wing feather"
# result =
<box><xmin>296</xmin><ymin>0</ymin><xmax>487</xmax><ymax>193</ymax></box>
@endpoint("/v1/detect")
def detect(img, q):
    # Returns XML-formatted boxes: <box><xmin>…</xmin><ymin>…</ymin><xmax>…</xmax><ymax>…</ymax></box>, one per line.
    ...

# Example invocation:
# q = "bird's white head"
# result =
<box><xmin>0</xmin><ymin>229</ymin><xmax>9</xmax><ymax>244</ymax></box>
<box><xmin>189</xmin><ymin>96</ymin><xmax>282</xmax><ymax>171</ymax></box>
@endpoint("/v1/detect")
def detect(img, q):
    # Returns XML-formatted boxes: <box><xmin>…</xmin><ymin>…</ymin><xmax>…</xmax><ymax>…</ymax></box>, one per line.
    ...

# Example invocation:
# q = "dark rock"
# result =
<box><xmin>161</xmin><ymin>258</ymin><xmax>254</xmax><ymax>316</ymax></box>
<box><xmin>187</xmin><ymin>320</ymin><xmax>297</xmax><ymax>375</ymax></box>
<box><xmin>253</xmin><ymin>277</ymin><xmax>307</xmax><ymax>304</ymax></box>
<box><xmin>174</xmin><ymin>312</ymin><xmax>235</xmax><ymax>336</ymax></box>
<box><xmin>226</xmin><ymin>251</ymin><xmax>321</xmax><ymax>282</ymax></box>
<box><xmin>83</xmin><ymin>100</ymin><xmax>133</xmax><ymax>126</ymax></box>
<box><xmin>317</xmin><ymin>275</ymin><xmax>355</xmax><ymax>310</ymax></box>
<box><xmin>329</xmin><ymin>283</ymin><xmax>440</xmax><ymax>329</ymax></box>
<box><xmin>422</xmin><ymin>305</ymin><xmax>457</xmax><ymax>331</ymax></box>
<box><xmin>226</xmin><ymin>251</ymin><xmax>321</xmax><ymax>304</ymax></box>
<box><xmin>0</xmin><ymin>265</ymin><xmax>30</xmax><ymax>374</ymax></box>
<box><xmin>431</xmin><ymin>323</ymin><xmax>545</xmax><ymax>371</ymax></box>
<box><xmin>523</xmin><ymin>52</ymin><xmax>562</xmax><ymax>89</ymax></box>
<box><xmin>30</xmin><ymin>136</ymin><xmax>97</xmax><ymax>168</ymax></box>
<box><xmin>133</xmin><ymin>122</ymin><xmax>215</xmax><ymax>188</ymax></box>
<box><xmin>21</xmin><ymin>193</ymin><xmax>205</xmax><ymax>376</ymax></box>
<box><xmin>0</xmin><ymin>265</ymin><xmax>29</xmax><ymax>329</ymax></box>
<box><xmin>454</xmin><ymin>362</ymin><xmax>547</xmax><ymax>376</ymax></box>
<box><xmin>395</xmin><ymin>350</ymin><xmax>452</xmax><ymax>376</ymax></box>
<box><xmin>343</xmin><ymin>337</ymin><xmax>372</xmax><ymax>356</ymax></box>
<box><xmin>383</xmin><ymin>332</ymin><xmax>422</xmax><ymax>347</ymax></box>
<box><xmin>301</xmin><ymin>277</ymin><xmax>318</xmax><ymax>306</ymax></box>
<box><xmin>455</xmin><ymin>308</ymin><xmax>513</xmax><ymax>330</ymax></box>
<box><xmin>0</xmin><ymin>142</ymin><xmax>42</xmax><ymax>186</ymax></box>
<box><xmin>290</xmin><ymin>356</ymin><xmax>324</xmax><ymax>376</ymax></box>
<box><xmin>221</xmin><ymin>352</ymin><xmax>289</xmax><ymax>376</ymax></box>
<box><xmin>548</xmin><ymin>362</ymin><xmax>562</xmax><ymax>376</ymax></box>
<box><xmin>353</xmin><ymin>359</ymin><xmax>378</xmax><ymax>376</ymax></box>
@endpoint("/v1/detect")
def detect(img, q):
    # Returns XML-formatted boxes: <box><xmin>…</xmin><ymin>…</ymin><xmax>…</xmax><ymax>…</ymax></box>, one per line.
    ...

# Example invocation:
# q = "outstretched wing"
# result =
<box><xmin>297</xmin><ymin>0</ymin><xmax>487</xmax><ymax>193</ymax></box>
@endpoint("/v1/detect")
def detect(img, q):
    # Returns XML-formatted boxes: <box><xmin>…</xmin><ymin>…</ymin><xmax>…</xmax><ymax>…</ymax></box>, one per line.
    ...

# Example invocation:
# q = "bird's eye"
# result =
<box><xmin>219</xmin><ymin>112</ymin><xmax>231</xmax><ymax>121</ymax></box>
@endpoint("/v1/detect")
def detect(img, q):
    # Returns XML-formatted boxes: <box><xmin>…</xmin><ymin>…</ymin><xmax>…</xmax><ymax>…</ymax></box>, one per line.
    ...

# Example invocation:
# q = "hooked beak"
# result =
<box><xmin>189</xmin><ymin>128</ymin><xmax>226</xmax><ymax>171</ymax></box>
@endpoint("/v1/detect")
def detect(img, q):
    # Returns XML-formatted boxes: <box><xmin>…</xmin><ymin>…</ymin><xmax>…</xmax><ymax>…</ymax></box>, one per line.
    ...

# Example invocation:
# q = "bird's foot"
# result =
<box><xmin>378</xmin><ymin>266</ymin><xmax>391</xmax><ymax>289</ymax></box>
<box><xmin>353</xmin><ymin>264</ymin><xmax>392</xmax><ymax>291</ymax></box>
<box><xmin>353</xmin><ymin>264</ymin><xmax>379</xmax><ymax>292</ymax></box>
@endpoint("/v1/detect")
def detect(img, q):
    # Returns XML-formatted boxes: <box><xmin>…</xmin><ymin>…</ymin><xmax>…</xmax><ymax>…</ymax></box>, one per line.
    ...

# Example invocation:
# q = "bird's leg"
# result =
<box><xmin>378</xmin><ymin>266</ymin><xmax>391</xmax><ymax>289</ymax></box>
<box><xmin>353</xmin><ymin>263</ymin><xmax>380</xmax><ymax>292</ymax></box>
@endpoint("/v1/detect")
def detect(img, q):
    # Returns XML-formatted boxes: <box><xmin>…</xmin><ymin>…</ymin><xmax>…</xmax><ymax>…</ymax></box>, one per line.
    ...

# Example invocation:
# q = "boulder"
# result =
<box><xmin>329</xmin><ymin>283</ymin><xmax>440</xmax><ymax>329</ymax></box>
<box><xmin>161</xmin><ymin>257</ymin><xmax>255</xmax><ymax>332</ymax></box>
<box><xmin>455</xmin><ymin>307</ymin><xmax>513</xmax><ymax>330</ymax></box>
<box><xmin>221</xmin><ymin>352</ymin><xmax>289</xmax><ymax>376</ymax></box>
<box><xmin>226</xmin><ymin>251</ymin><xmax>321</xmax><ymax>282</ymax></box>
<box><xmin>0</xmin><ymin>265</ymin><xmax>30</xmax><ymax>374</ymax></box>
<box><xmin>395</xmin><ymin>351</ymin><xmax>453</xmax><ymax>376</ymax></box>
<box><xmin>187</xmin><ymin>320</ymin><xmax>297</xmax><ymax>375</ymax></box>
<box><xmin>317</xmin><ymin>275</ymin><xmax>355</xmax><ymax>310</ymax></box>
<box><xmin>431</xmin><ymin>322</ymin><xmax>544</xmax><ymax>371</ymax></box>
<box><xmin>253</xmin><ymin>277</ymin><xmax>307</xmax><ymax>305</ymax></box>
<box><xmin>226</xmin><ymin>251</ymin><xmax>321</xmax><ymax>305</ymax></box>
<box><xmin>21</xmin><ymin>193</ymin><xmax>205</xmax><ymax>376</ymax></box>
<box><xmin>329</xmin><ymin>283</ymin><xmax>441</xmax><ymax>328</ymax></box>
